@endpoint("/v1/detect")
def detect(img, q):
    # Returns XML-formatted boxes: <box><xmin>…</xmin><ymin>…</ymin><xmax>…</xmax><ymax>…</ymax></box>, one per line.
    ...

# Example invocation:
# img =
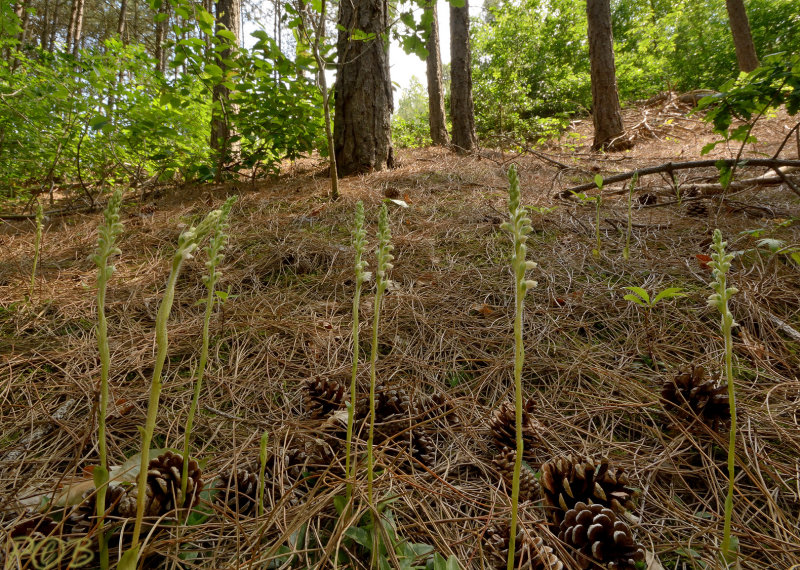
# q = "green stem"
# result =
<box><xmin>721</xmin><ymin>285</ymin><xmax>736</xmax><ymax>561</ymax></box>
<box><xmin>367</xmin><ymin>281</ymin><xmax>384</xmax><ymax>519</ymax></box>
<box><xmin>345</xmin><ymin>280</ymin><xmax>362</xmax><ymax>505</ymax></box>
<box><xmin>95</xmin><ymin>276</ymin><xmax>110</xmax><ymax>570</ymax></box>
<box><xmin>131</xmin><ymin>254</ymin><xmax>183</xmax><ymax>547</ymax></box>
<box><xmin>258</xmin><ymin>431</ymin><xmax>269</xmax><ymax>518</ymax></box>
<box><xmin>29</xmin><ymin>202</ymin><xmax>43</xmax><ymax>302</ymax></box>
<box><xmin>507</xmin><ymin>274</ymin><xmax>524</xmax><ymax>570</ymax></box>
<box><xmin>180</xmin><ymin>276</ymin><xmax>215</xmax><ymax>503</ymax></box>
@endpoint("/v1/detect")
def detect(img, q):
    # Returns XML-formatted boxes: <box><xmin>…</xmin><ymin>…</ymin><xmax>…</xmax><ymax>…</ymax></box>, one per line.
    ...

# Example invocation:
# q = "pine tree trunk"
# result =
<box><xmin>210</xmin><ymin>0</ymin><xmax>242</xmax><ymax>174</ymax></box>
<box><xmin>725</xmin><ymin>0</ymin><xmax>759</xmax><ymax>72</ymax></box>
<box><xmin>426</xmin><ymin>0</ymin><xmax>448</xmax><ymax>146</ymax></box>
<box><xmin>449</xmin><ymin>0</ymin><xmax>476</xmax><ymax>153</ymax></box>
<box><xmin>66</xmin><ymin>0</ymin><xmax>85</xmax><ymax>56</ymax></box>
<box><xmin>154</xmin><ymin>1</ymin><xmax>169</xmax><ymax>73</ymax></box>
<box><xmin>117</xmin><ymin>0</ymin><xmax>128</xmax><ymax>37</ymax></box>
<box><xmin>586</xmin><ymin>0</ymin><xmax>625</xmax><ymax>151</ymax></box>
<box><xmin>39</xmin><ymin>0</ymin><xmax>50</xmax><ymax>50</ymax></box>
<box><xmin>333</xmin><ymin>0</ymin><xmax>394</xmax><ymax>176</ymax></box>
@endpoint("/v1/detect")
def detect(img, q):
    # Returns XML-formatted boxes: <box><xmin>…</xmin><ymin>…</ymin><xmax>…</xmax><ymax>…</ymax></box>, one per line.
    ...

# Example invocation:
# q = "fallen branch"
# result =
<box><xmin>557</xmin><ymin>158</ymin><xmax>800</xmax><ymax>198</ymax></box>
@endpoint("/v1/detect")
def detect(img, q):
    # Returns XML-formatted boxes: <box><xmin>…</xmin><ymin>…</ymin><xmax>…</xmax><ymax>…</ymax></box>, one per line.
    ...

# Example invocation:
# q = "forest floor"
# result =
<box><xmin>1</xmin><ymin>95</ymin><xmax>800</xmax><ymax>569</ymax></box>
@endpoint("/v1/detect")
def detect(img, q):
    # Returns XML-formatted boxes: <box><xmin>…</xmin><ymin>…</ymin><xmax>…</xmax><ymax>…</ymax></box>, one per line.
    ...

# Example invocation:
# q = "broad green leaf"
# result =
<box><xmin>652</xmin><ymin>287</ymin><xmax>687</xmax><ymax>304</ymax></box>
<box><xmin>624</xmin><ymin>286</ymin><xmax>650</xmax><ymax>305</ymax></box>
<box><xmin>594</xmin><ymin>174</ymin><xmax>604</xmax><ymax>189</ymax></box>
<box><xmin>345</xmin><ymin>526</ymin><xmax>372</xmax><ymax>549</ymax></box>
<box><xmin>445</xmin><ymin>555</ymin><xmax>461</xmax><ymax>570</ymax></box>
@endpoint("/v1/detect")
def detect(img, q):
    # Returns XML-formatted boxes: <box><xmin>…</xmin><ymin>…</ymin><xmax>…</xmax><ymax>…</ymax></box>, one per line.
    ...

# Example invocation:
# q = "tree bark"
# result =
<box><xmin>425</xmin><ymin>0</ymin><xmax>448</xmax><ymax>146</ymax></box>
<box><xmin>333</xmin><ymin>0</ymin><xmax>394</xmax><ymax>176</ymax></box>
<box><xmin>210</xmin><ymin>0</ymin><xmax>242</xmax><ymax>173</ymax></box>
<box><xmin>449</xmin><ymin>0</ymin><xmax>476</xmax><ymax>153</ymax></box>
<box><xmin>154</xmin><ymin>0</ymin><xmax>169</xmax><ymax>73</ymax></box>
<box><xmin>725</xmin><ymin>0</ymin><xmax>759</xmax><ymax>72</ymax></box>
<box><xmin>66</xmin><ymin>0</ymin><xmax>85</xmax><ymax>56</ymax></box>
<box><xmin>586</xmin><ymin>0</ymin><xmax>625</xmax><ymax>151</ymax></box>
<box><xmin>117</xmin><ymin>0</ymin><xmax>128</xmax><ymax>38</ymax></box>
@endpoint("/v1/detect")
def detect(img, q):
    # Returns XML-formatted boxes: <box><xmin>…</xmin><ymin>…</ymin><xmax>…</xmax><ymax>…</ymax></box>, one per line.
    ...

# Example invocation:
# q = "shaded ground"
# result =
<box><xmin>1</xmin><ymin>100</ymin><xmax>800</xmax><ymax>569</ymax></box>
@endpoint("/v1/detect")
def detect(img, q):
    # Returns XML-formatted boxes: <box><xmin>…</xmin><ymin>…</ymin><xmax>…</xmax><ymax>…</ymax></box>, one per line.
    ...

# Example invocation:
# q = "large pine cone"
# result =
<box><xmin>661</xmin><ymin>365</ymin><xmax>729</xmax><ymax>430</ymax></box>
<box><xmin>558</xmin><ymin>502</ymin><xmax>645</xmax><ymax>569</ymax></box>
<box><xmin>142</xmin><ymin>451</ymin><xmax>203</xmax><ymax>517</ymax></box>
<box><xmin>489</xmin><ymin>398</ymin><xmax>543</xmax><ymax>461</ymax></box>
<box><xmin>216</xmin><ymin>467</ymin><xmax>260</xmax><ymax>516</ymax></box>
<box><xmin>541</xmin><ymin>455</ymin><xmax>636</xmax><ymax>526</ymax></box>
<box><xmin>493</xmin><ymin>447</ymin><xmax>540</xmax><ymax>503</ymax></box>
<box><xmin>485</xmin><ymin>524</ymin><xmax>564</xmax><ymax>570</ymax></box>
<box><xmin>303</xmin><ymin>376</ymin><xmax>347</xmax><ymax>419</ymax></box>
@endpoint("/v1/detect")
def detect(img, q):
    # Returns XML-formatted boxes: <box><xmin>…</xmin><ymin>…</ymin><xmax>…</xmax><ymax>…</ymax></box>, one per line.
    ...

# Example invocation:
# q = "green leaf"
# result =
<box><xmin>652</xmin><ymin>287</ymin><xmax>687</xmax><ymax>304</ymax></box>
<box><xmin>756</xmin><ymin>238</ymin><xmax>785</xmax><ymax>252</ymax></box>
<box><xmin>701</xmin><ymin>141</ymin><xmax>719</xmax><ymax>155</ymax></box>
<box><xmin>449</xmin><ymin>0</ymin><xmax>465</xmax><ymax>7</ymax></box>
<box><xmin>445</xmin><ymin>555</ymin><xmax>461</xmax><ymax>570</ymax></box>
<box><xmin>118</xmin><ymin>546</ymin><xmax>140</xmax><ymax>570</ymax></box>
<box><xmin>333</xmin><ymin>494</ymin><xmax>347</xmax><ymax>515</ymax></box>
<box><xmin>345</xmin><ymin>526</ymin><xmax>372</xmax><ymax>550</ymax></box>
<box><xmin>594</xmin><ymin>174</ymin><xmax>604</xmax><ymax>189</ymax></box>
<box><xmin>623</xmin><ymin>286</ymin><xmax>650</xmax><ymax>305</ymax></box>
<box><xmin>89</xmin><ymin>115</ymin><xmax>110</xmax><ymax>130</ymax></box>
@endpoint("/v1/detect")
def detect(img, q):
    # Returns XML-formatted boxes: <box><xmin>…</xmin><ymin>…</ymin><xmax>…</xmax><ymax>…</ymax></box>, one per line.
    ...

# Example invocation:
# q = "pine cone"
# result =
<box><xmin>558</xmin><ymin>502</ymin><xmax>644</xmax><ymax>569</ymax></box>
<box><xmin>303</xmin><ymin>376</ymin><xmax>346</xmax><ymax>419</ymax></box>
<box><xmin>217</xmin><ymin>467</ymin><xmax>260</xmax><ymax>516</ymax></box>
<box><xmin>489</xmin><ymin>398</ymin><xmax>543</xmax><ymax>460</ymax></box>
<box><xmin>410</xmin><ymin>428</ymin><xmax>436</xmax><ymax>467</ymax></box>
<box><xmin>685</xmin><ymin>200</ymin><xmax>710</xmax><ymax>218</ymax></box>
<box><xmin>485</xmin><ymin>524</ymin><xmax>564</xmax><ymax>570</ymax></box>
<box><xmin>142</xmin><ymin>451</ymin><xmax>203</xmax><ymax>517</ymax></box>
<box><xmin>493</xmin><ymin>447</ymin><xmax>540</xmax><ymax>502</ymax></box>
<box><xmin>7</xmin><ymin>513</ymin><xmax>59</xmax><ymax>538</ymax></box>
<box><xmin>418</xmin><ymin>392</ymin><xmax>458</xmax><ymax>425</ymax></box>
<box><xmin>283</xmin><ymin>439</ymin><xmax>334</xmax><ymax>486</ymax></box>
<box><xmin>63</xmin><ymin>484</ymin><xmax>134</xmax><ymax>535</ymax></box>
<box><xmin>541</xmin><ymin>455</ymin><xmax>636</xmax><ymax>526</ymax></box>
<box><xmin>661</xmin><ymin>365</ymin><xmax>729</xmax><ymax>430</ymax></box>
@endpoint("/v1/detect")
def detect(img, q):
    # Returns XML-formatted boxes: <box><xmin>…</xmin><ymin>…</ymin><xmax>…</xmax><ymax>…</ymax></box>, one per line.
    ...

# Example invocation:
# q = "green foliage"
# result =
<box><xmin>393</xmin><ymin>77</ymin><xmax>434</xmax><ymax>148</ymax></box>
<box><xmin>623</xmin><ymin>286</ymin><xmax>687</xmax><ymax>308</ymax></box>
<box><xmin>471</xmin><ymin>0</ymin><xmax>800</xmax><ymax>147</ymax></box>
<box><xmin>700</xmin><ymin>53</ymin><xmax>800</xmax><ymax>154</ymax></box>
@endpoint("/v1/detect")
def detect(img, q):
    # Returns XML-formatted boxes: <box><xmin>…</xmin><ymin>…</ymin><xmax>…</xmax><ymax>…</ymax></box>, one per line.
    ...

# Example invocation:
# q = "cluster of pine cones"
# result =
<box><xmin>486</xmin><ymin>396</ymin><xmax>645</xmax><ymax>569</ymax></box>
<box><xmin>213</xmin><ymin>375</ymin><xmax>441</xmax><ymax>518</ymax></box>
<box><xmin>5</xmin><ymin>450</ymin><xmax>203</xmax><ymax>565</ymax></box>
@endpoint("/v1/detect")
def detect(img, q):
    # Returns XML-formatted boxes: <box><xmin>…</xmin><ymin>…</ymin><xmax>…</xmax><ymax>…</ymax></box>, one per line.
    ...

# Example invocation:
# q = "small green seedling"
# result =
<box><xmin>623</xmin><ymin>286</ymin><xmax>687</xmax><ymax>309</ymax></box>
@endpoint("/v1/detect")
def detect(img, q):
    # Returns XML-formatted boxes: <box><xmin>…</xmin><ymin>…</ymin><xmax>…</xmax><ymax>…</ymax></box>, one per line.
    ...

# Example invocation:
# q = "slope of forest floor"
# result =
<box><xmin>1</xmin><ymin>98</ymin><xmax>799</xmax><ymax>569</ymax></box>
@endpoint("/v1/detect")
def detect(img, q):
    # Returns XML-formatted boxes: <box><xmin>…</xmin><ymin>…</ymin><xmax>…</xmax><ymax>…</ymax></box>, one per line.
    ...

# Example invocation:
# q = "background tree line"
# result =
<box><xmin>1</xmin><ymin>0</ymin><xmax>798</xmax><ymax>204</ymax></box>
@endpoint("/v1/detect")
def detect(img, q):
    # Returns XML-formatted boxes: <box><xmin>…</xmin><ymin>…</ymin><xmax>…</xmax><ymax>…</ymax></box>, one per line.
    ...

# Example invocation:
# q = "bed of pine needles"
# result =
<box><xmin>1</xmin><ymin>100</ymin><xmax>799</xmax><ymax>569</ymax></box>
